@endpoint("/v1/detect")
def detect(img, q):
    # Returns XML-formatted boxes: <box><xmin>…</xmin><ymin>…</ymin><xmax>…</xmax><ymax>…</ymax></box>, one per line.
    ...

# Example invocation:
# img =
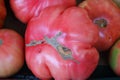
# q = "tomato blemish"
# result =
<box><xmin>94</xmin><ymin>18</ymin><xmax>108</xmax><ymax>28</ymax></box>
<box><xmin>44</xmin><ymin>32</ymin><xmax>80</xmax><ymax>63</ymax></box>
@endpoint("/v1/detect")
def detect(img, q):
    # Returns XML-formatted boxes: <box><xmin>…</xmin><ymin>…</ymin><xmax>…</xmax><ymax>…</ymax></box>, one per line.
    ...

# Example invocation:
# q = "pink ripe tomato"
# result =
<box><xmin>0</xmin><ymin>29</ymin><xmax>24</xmax><ymax>78</ymax></box>
<box><xmin>25</xmin><ymin>6</ymin><xmax>99</xmax><ymax>80</ymax></box>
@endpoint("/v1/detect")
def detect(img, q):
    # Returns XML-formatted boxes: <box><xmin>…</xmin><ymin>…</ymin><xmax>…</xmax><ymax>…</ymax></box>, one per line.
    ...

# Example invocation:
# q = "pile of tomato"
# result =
<box><xmin>0</xmin><ymin>0</ymin><xmax>120</xmax><ymax>80</ymax></box>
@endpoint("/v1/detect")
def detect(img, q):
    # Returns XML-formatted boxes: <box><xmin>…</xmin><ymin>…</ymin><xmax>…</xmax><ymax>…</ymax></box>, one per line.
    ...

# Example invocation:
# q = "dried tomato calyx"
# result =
<box><xmin>44</xmin><ymin>32</ymin><xmax>80</xmax><ymax>63</ymax></box>
<box><xmin>26</xmin><ymin>40</ymin><xmax>44</xmax><ymax>46</ymax></box>
<box><xmin>94</xmin><ymin>18</ymin><xmax>107</xmax><ymax>28</ymax></box>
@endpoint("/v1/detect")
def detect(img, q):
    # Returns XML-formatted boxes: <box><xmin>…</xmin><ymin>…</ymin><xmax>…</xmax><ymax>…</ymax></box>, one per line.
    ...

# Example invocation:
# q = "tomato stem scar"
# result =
<box><xmin>94</xmin><ymin>18</ymin><xmax>107</xmax><ymax>28</ymax></box>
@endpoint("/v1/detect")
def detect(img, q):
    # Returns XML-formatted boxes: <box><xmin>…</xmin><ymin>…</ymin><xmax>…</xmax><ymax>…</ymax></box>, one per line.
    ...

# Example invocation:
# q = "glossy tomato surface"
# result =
<box><xmin>10</xmin><ymin>0</ymin><xmax>76</xmax><ymax>23</ymax></box>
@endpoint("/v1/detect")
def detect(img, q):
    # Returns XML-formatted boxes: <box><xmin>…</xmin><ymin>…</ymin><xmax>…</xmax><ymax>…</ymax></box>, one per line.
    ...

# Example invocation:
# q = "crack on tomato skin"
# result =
<box><xmin>93</xmin><ymin>18</ymin><xmax>108</xmax><ymax>28</ymax></box>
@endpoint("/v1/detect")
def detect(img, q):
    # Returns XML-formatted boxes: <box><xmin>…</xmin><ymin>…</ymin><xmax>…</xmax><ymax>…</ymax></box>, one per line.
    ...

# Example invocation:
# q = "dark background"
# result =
<box><xmin>2</xmin><ymin>0</ymin><xmax>120</xmax><ymax>80</ymax></box>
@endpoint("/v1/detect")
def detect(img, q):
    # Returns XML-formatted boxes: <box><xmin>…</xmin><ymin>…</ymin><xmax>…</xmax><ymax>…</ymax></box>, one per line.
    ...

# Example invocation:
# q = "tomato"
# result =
<box><xmin>25</xmin><ymin>6</ymin><xmax>99</xmax><ymax>80</ymax></box>
<box><xmin>10</xmin><ymin>0</ymin><xmax>76</xmax><ymax>23</ymax></box>
<box><xmin>0</xmin><ymin>29</ymin><xmax>24</xmax><ymax>78</ymax></box>
<box><xmin>109</xmin><ymin>39</ymin><xmax>120</xmax><ymax>76</ymax></box>
<box><xmin>79</xmin><ymin>0</ymin><xmax>120</xmax><ymax>51</ymax></box>
<box><xmin>0</xmin><ymin>0</ymin><xmax>7</xmax><ymax>27</ymax></box>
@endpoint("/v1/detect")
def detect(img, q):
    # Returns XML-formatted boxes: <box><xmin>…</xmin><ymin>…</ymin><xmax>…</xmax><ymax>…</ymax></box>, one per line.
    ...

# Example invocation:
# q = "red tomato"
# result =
<box><xmin>25</xmin><ymin>6</ymin><xmax>99</xmax><ymax>80</ymax></box>
<box><xmin>79</xmin><ymin>0</ymin><xmax>120</xmax><ymax>51</ymax></box>
<box><xmin>0</xmin><ymin>29</ymin><xmax>24</xmax><ymax>78</ymax></box>
<box><xmin>0</xmin><ymin>0</ymin><xmax>7</xmax><ymax>27</ymax></box>
<box><xmin>10</xmin><ymin>0</ymin><xmax>76</xmax><ymax>23</ymax></box>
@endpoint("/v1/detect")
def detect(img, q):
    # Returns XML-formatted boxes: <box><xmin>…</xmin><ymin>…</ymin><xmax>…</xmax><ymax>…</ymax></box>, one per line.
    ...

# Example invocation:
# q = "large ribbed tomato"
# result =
<box><xmin>79</xmin><ymin>0</ymin><xmax>120</xmax><ymax>51</ymax></box>
<box><xmin>0</xmin><ymin>0</ymin><xmax>6</xmax><ymax>27</ymax></box>
<box><xmin>25</xmin><ymin>6</ymin><xmax>99</xmax><ymax>80</ymax></box>
<box><xmin>10</xmin><ymin>0</ymin><xmax>76</xmax><ymax>23</ymax></box>
<box><xmin>0</xmin><ymin>29</ymin><xmax>24</xmax><ymax>78</ymax></box>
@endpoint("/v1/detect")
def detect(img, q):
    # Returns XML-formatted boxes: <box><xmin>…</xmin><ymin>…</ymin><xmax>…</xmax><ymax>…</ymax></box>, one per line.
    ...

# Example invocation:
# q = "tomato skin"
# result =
<box><xmin>25</xmin><ymin>6</ymin><xmax>99</xmax><ymax>80</ymax></box>
<box><xmin>0</xmin><ymin>29</ymin><xmax>24</xmax><ymax>78</ymax></box>
<box><xmin>10</xmin><ymin>0</ymin><xmax>76</xmax><ymax>23</ymax></box>
<box><xmin>26</xmin><ymin>44</ymin><xmax>99</xmax><ymax>80</ymax></box>
<box><xmin>0</xmin><ymin>0</ymin><xmax>6</xmax><ymax>27</ymax></box>
<box><xmin>109</xmin><ymin>39</ymin><xmax>120</xmax><ymax>76</ymax></box>
<box><xmin>79</xmin><ymin>0</ymin><xmax>120</xmax><ymax>51</ymax></box>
